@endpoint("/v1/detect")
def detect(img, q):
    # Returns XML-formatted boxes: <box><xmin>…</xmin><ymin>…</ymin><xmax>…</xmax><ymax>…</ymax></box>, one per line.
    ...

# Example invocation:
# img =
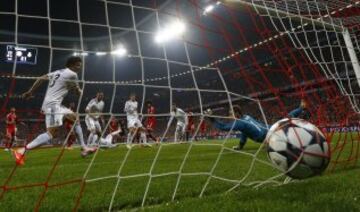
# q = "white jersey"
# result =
<box><xmin>86</xmin><ymin>98</ymin><xmax>105</xmax><ymax>119</ymax></box>
<box><xmin>42</xmin><ymin>68</ymin><xmax>79</xmax><ymax>111</ymax></box>
<box><xmin>170</xmin><ymin>108</ymin><xmax>188</xmax><ymax>125</ymax></box>
<box><xmin>124</xmin><ymin>100</ymin><xmax>139</xmax><ymax>121</ymax></box>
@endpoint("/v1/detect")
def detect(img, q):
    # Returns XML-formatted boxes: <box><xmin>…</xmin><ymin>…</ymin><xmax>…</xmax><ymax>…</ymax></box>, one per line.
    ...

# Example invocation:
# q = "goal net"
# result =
<box><xmin>0</xmin><ymin>0</ymin><xmax>359</xmax><ymax>210</ymax></box>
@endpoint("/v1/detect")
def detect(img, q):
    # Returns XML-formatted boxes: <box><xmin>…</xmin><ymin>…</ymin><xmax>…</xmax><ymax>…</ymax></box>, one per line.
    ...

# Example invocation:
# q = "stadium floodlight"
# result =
<box><xmin>96</xmin><ymin>52</ymin><xmax>107</xmax><ymax>56</ymax></box>
<box><xmin>111</xmin><ymin>47</ymin><xmax>127</xmax><ymax>56</ymax></box>
<box><xmin>73</xmin><ymin>52</ymin><xmax>79</xmax><ymax>56</ymax></box>
<box><xmin>80</xmin><ymin>52</ymin><xmax>89</xmax><ymax>56</ymax></box>
<box><xmin>203</xmin><ymin>5</ymin><xmax>215</xmax><ymax>15</ymax></box>
<box><xmin>155</xmin><ymin>20</ymin><xmax>186</xmax><ymax>44</ymax></box>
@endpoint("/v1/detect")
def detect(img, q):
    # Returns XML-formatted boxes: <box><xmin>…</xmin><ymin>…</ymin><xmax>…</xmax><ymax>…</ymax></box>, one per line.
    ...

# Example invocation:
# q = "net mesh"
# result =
<box><xmin>0</xmin><ymin>0</ymin><xmax>359</xmax><ymax>210</ymax></box>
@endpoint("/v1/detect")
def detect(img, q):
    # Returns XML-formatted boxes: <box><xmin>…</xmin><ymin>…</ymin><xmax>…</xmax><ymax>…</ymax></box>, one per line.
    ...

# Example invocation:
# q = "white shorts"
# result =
<box><xmin>43</xmin><ymin>105</ymin><xmax>73</xmax><ymax>128</ymax></box>
<box><xmin>85</xmin><ymin>116</ymin><xmax>102</xmax><ymax>132</ymax></box>
<box><xmin>176</xmin><ymin>122</ymin><xmax>186</xmax><ymax>134</ymax></box>
<box><xmin>127</xmin><ymin>118</ymin><xmax>143</xmax><ymax>129</ymax></box>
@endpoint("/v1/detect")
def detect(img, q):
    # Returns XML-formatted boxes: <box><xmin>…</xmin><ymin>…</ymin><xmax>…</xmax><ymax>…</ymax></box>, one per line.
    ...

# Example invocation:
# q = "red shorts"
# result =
<box><xmin>146</xmin><ymin>120</ymin><xmax>156</xmax><ymax>130</ymax></box>
<box><xmin>6</xmin><ymin>127</ymin><xmax>16</xmax><ymax>138</ymax></box>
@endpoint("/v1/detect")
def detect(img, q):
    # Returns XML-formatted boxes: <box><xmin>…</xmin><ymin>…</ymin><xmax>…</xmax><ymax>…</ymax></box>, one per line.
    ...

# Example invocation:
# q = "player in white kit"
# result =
<box><xmin>85</xmin><ymin>92</ymin><xmax>105</xmax><ymax>146</ymax></box>
<box><xmin>167</xmin><ymin>103</ymin><xmax>188</xmax><ymax>142</ymax></box>
<box><xmin>124</xmin><ymin>94</ymin><xmax>150</xmax><ymax>149</ymax></box>
<box><xmin>14</xmin><ymin>57</ymin><xmax>96</xmax><ymax>165</ymax></box>
<box><xmin>98</xmin><ymin>129</ymin><xmax>122</xmax><ymax>148</ymax></box>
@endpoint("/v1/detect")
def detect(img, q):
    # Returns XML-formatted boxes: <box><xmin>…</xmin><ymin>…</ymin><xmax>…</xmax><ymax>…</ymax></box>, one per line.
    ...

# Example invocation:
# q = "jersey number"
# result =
<box><xmin>49</xmin><ymin>74</ymin><xmax>60</xmax><ymax>88</ymax></box>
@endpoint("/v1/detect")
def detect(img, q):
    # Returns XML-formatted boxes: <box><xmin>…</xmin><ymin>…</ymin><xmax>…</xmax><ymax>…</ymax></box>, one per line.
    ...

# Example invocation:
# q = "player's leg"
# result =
<box><xmin>85</xmin><ymin>116</ymin><xmax>96</xmax><ymax>146</ymax></box>
<box><xmin>64</xmin><ymin>109</ymin><xmax>96</xmax><ymax>156</ymax></box>
<box><xmin>174</xmin><ymin>124</ymin><xmax>182</xmax><ymax>143</ymax></box>
<box><xmin>13</xmin><ymin>108</ymin><xmax>59</xmax><ymax>165</ymax></box>
<box><xmin>146</xmin><ymin>120</ymin><xmax>157</xmax><ymax>142</ymax></box>
<box><xmin>4</xmin><ymin>129</ymin><xmax>14</xmax><ymax>151</ymax></box>
<box><xmin>92</xmin><ymin>120</ymin><xmax>102</xmax><ymax>146</ymax></box>
<box><xmin>181</xmin><ymin>125</ymin><xmax>186</xmax><ymax>142</ymax></box>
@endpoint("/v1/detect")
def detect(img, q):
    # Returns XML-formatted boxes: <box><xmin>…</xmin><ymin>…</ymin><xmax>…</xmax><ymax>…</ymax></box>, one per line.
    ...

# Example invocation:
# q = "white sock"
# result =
<box><xmin>174</xmin><ymin>130</ymin><xmax>178</xmax><ymax>143</ymax></box>
<box><xmin>140</xmin><ymin>132</ymin><xmax>147</xmax><ymax>144</ymax></box>
<box><xmin>26</xmin><ymin>132</ymin><xmax>52</xmax><ymax>150</ymax></box>
<box><xmin>127</xmin><ymin>132</ymin><xmax>132</xmax><ymax>144</ymax></box>
<box><xmin>74</xmin><ymin>123</ymin><xmax>86</xmax><ymax>148</ymax></box>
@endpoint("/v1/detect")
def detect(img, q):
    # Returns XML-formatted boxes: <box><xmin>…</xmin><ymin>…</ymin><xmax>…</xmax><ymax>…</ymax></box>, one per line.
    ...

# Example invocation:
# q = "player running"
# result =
<box><xmin>206</xmin><ymin>100</ymin><xmax>309</xmax><ymax>150</ymax></box>
<box><xmin>124</xmin><ymin>94</ymin><xmax>150</xmax><ymax>149</ymax></box>
<box><xmin>85</xmin><ymin>92</ymin><xmax>105</xmax><ymax>146</ymax></box>
<box><xmin>4</xmin><ymin>108</ymin><xmax>24</xmax><ymax>151</ymax></box>
<box><xmin>15</xmin><ymin>56</ymin><xmax>96</xmax><ymax>165</ymax></box>
<box><xmin>145</xmin><ymin>101</ymin><xmax>158</xmax><ymax>142</ymax></box>
<box><xmin>167</xmin><ymin>104</ymin><xmax>188</xmax><ymax>143</ymax></box>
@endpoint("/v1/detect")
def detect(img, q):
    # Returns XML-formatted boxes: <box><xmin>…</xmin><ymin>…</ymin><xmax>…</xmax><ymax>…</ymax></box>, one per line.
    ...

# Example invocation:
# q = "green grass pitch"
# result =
<box><xmin>0</xmin><ymin>135</ymin><xmax>359</xmax><ymax>211</ymax></box>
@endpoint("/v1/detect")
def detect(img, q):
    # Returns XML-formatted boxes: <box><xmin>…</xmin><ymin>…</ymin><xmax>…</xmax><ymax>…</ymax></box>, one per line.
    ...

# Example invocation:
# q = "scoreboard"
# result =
<box><xmin>6</xmin><ymin>45</ymin><xmax>38</xmax><ymax>65</ymax></box>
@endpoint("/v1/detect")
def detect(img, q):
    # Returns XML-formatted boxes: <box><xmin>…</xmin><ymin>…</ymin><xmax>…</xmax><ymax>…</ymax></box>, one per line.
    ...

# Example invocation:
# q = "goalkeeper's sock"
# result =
<box><xmin>74</xmin><ymin>123</ymin><xmax>86</xmax><ymax>149</ymax></box>
<box><xmin>26</xmin><ymin>132</ymin><xmax>52</xmax><ymax>151</ymax></box>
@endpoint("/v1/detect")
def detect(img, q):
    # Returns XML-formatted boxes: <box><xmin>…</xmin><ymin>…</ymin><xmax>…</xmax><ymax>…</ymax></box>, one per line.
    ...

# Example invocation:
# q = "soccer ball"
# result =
<box><xmin>265</xmin><ymin>118</ymin><xmax>330</xmax><ymax>179</ymax></box>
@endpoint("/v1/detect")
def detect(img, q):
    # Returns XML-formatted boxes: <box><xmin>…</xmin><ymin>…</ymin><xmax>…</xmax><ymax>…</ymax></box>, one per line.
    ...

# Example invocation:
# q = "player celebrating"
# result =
<box><xmin>124</xmin><ymin>94</ymin><xmax>150</xmax><ymax>149</ymax></box>
<box><xmin>85</xmin><ymin>92</ymin><xmax>105</xmax><ymax>146</ymax></box>
<box><xmin>145</xmin><ymin>101</ymin><xmax>157</xmax><ymax>142</ymax></box>
<box><xmin>4</xmin><ymin>107</ymin><xmax>22</xmax><ymax>151</ymax></box>
<box><xmin>15</xmin><ymin>56</ymin><xmax>96</xmax><ymax>165</ymax></box>
<box><xmin>167</xmin><ymin>103</ymin><xmax>188</xmax><ymax>143</ymax></box>
<box><xmin>206</xmin><ymin>100</ymin><xmax>309</xmax><ymax>150</ymax></box>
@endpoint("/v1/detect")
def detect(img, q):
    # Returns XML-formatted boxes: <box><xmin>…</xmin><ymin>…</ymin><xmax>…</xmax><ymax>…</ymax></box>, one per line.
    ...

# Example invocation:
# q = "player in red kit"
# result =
<box><xmin>145</xmin><ymin>101</ymin><xmax>158</xmax><ymax>142</ymax></box>
<box><xmin>109</xmin><ymin>117</ymin><xmax>120</xmax><ymax>143</ymax></box>
<box><xmin>186</xmin><ymin>112</ymin><xmax>195</xmax><ymax>141</ymax></box>
<box><xmin>5</xmin><ymin>108</ymin><xmax>20</xmax><ymax>151</ymax></box>
<box><xmin>109</xmin><ymin>117</ymin><xmax>119</xmax><ymax>133</ymax></box>
<box><xmin>199</xmin><ymin>119</ymin><xmax>207</xmax><ymax>139</ymax></box>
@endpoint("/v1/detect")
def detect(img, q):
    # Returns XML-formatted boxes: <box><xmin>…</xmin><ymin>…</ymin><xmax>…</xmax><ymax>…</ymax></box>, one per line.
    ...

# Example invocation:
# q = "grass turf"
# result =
<box><xmin>0</xmin><ymin>135</ymin><xmax>359</xmax><ymax>211</ymax></box>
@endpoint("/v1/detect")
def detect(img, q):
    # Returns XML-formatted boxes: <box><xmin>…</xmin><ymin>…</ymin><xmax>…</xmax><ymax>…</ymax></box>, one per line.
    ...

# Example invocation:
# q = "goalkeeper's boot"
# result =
<box><xmin>233</xmin><ymin>144</ymin><xmax>244</xmax><ymax>151</ymax></box>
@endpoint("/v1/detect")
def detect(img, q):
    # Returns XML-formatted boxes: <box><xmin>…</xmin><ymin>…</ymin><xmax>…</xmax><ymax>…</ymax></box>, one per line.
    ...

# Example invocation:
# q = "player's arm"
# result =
<box><xmin>21</xmin><ymin>74</ymin><xmax>49</xmax><ymax>99</ymax></box>
<box><xmin>211</xmin><ymin>119</ymin><xmax>238</xmax><ymax>131</ymax></box>
<box><xmin>85</xmin><ymin>100</ymin><xmax>94</xmax><ymax>113</ymax></box>
<box><xmin>68</xmin><ymin>73</ymin><xmax>82</xmax><ymax>96</ymax></box>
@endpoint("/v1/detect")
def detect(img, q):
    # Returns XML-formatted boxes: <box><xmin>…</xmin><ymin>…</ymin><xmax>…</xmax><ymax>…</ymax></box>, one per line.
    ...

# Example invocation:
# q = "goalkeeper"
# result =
<box><xmin>206</xmin><ymin>100</ymin><xmax>310</xmax><ymax>150</ymax></box>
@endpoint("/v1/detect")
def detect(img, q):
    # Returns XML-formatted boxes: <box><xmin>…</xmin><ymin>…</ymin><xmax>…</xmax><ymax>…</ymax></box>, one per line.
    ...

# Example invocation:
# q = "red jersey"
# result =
<box><xmin>6</xmin><ymin>113</ymin><xmax>18</xmax><ymax>129</ymax></box>
<box><xmin>109</xmin><ymin>119</ymin><xmax>119</xmax><ymax>132</ymax></box>
<box><xmin>200</xmin><ymin>121</ymin><xmax>206</xmax><ymax>133</ymax></box>
<box><xmin>187</xmin><ymin>115</ymin><xmax>194</xmax><ymax>131</ymax></box>
<box><xmin>147</xmin><ymin>106</ymin><xmax>156</xmax><ymax>122</ymax></box>
<box><xmin>146</xmin><ymin>106</ymin><xmax>156</xmax><ymax>129</ymax></box>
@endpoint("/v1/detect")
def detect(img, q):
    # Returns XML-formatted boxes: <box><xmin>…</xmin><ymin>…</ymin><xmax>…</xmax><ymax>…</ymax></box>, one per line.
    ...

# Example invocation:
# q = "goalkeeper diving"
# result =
<box><xmin>206</xmin><ymin>100</ymin><xmax>310</xmax><ymax>150</ymax></box>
